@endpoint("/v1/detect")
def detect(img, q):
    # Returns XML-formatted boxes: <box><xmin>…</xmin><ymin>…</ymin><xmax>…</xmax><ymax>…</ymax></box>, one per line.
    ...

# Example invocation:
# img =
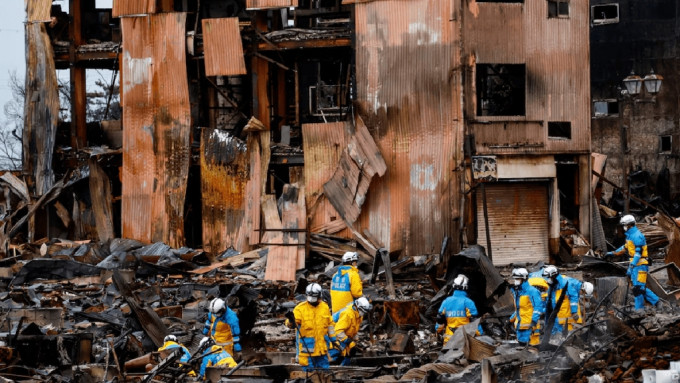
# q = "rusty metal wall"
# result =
<box><xmin>121</xmin><ymin>13</ymin><xmax>191</xmax><ymax>248</ymax></box>
<box><xmin>246</xmin><ymin>0</ymin><xmax>298</xmax><ymax>10</ymax></box>
<box><xmin>113</xmin><ymin>0</ymin><xmax>156</xmax><ymax>17</ymax></box>
<box><xmin>201</xmin><ymin>129</ymin><xmax>249</xmax><ymax>255</ymax></box>
<box><xmin>302</xmin><ymin>122</ymin><xmax>351</xmax><ymax>237</ymax></box>
<box><xmin>202</xmin><ymin>18</ymin><xmax>247</xmax><ymax>76</ymax></box>
<box><xmin>476</xmin><ymin>182</ymin><xmax>550</xmax><ymax>265</ymax></box>
<box><xmin>463</xmin><ymin>0</ymin><xmax>590</xmax><ymax>154</ymax></box>
<box><xmin>353</xmin><ymin>0</ymin><xmax>463</xmax><ymax>255</ymax></box>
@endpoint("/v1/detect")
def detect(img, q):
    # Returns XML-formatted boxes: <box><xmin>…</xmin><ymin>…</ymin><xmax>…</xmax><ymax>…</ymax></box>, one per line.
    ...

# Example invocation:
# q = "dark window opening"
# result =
<box><xmin>591</xmin><ymin>4</ymin><xmax>619</xmax><ymax>25</ymax></box>
<box><xmin>593</xmin><ymin>100</ymin><xmax>619</xmax><ymax>116</ymax></box>
<box><xmin>548</xmin><ymin>122</ymin><xmax>572</xmax><ymax>139</ymax></box>
<box><xmin>660</xmin><ymin>135</ymin><xmax>672</xmax><ymax>153</ymax></box>
<box><xmin>548</xmin><ymin>0</ymin><xmax>569</xmax><ymax>18</ymax></box>
<box><xmin>476</xmin><ymin>64</ymin><xmax>526</xmax><ymax>116</ymax></box>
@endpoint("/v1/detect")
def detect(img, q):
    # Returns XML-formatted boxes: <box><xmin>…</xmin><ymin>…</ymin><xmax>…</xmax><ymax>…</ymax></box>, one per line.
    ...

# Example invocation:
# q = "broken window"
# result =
<box><xmin>660</xmin><ymin>135</ymin><xmax>672</xmax><ymax>153</ymax></box>
<box><xmin>476</xmin><ymin>64</ymin><xmax>526</xmax><ymax>117</ymax></box>
<box><xmin>591</xmin><ymin>4</ymin><xmax>619</xmax><ymax>25</ymax></box>
<box><xmin>593</xmin><ymin>99</ymin><xmax>619</xmax><ymax>117</ymax></box>
<box><xmin>548</xmin><ymin>121</ymin><xmax>571</xmax><ymax>140</ymax></box>
<box><xmin>301</xmin><ymin>60</ymin><xmax>351</xmax><ymax>120</ymax></box>
<box><xmin>548</xmin><ymin>0</ymin><xmax>569</xmax><ymax>18</ymax></box>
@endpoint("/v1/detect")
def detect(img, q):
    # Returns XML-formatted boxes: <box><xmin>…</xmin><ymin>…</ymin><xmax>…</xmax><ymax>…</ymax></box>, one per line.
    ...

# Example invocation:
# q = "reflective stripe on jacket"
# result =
<box><xmin>331</xmin><ymin>302</ymin><xmax>362</xmax><ymax>356</ymax></box>
<box><xmin>614</xmin><ymin>226</ymin><xmax>648</xmax><ymax>266</ymax></box>
<box><xmin>202</xmin><ymin>307</ymin><xmax>240</xmax><ymax>353</ymax></box>
<box><xmin>511</xmin><ymin>281</ymin><xmax>544</xmax><ymax>330</ymax></box>
<box><xmin>331</xmin><ymin>265</ymin><xmax>363</xmax><ymax>314</ymax></box>
<box><xmin>294</xmin><ymin>301</ymin><xmax>336</xmax><ymax>357</ymax></box>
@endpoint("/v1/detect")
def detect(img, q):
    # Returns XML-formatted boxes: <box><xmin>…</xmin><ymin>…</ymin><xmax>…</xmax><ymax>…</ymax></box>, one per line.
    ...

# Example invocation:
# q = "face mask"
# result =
<box><xmin>623</xmin><ymin>225</ymin><xmax>629</xmax><ymax>232</ymax></box>
<box><xmin>546</xmin><ymin>278</ymin><xmax>554</xmax><ymax>285</ymax></box>
<box><xmin>307</xmin><ymin>296</ymin><xmax>319</xmax><ymax>305</ymax></box>
<box><xmin>513</xmin><ymin>279</ymin><xmax>522</xmax><ymax>286</ymax></box>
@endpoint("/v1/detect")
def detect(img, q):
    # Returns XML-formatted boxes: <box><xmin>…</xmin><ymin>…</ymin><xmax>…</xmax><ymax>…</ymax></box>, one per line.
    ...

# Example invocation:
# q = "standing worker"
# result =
<box><xmin>435</xmin><ymin>274</ymin><xmax>480</xmax><ymax>346</ymax></box>
<box><xmin>606</xmin><ymin>214</ymin><xmax>660</xmax><ymax>310</ymax></box>
<box><xmin>542</xmin><ymin>266</ymin><xmax>580</xmax><ymax>335</ymax></box>
<box><xmin>509</xmin><ymin>268</ymin><xmax>544</xmax><ymax>346</ymax></box>
<box><xmin>196</xmin><ymin>337</ymin><xmax>237</xmax><ymax>380</ymax></box>
<box><xmin>527</xmin><ymin>275</ymin><xmax>550</xmax><ymax>345</ymax></box>
<box><xmin>287</xmin><ymin>283</ymin><xmax>337</xmax><ymax>372</ymax></box>
<box><xmin>202</xmin><ymin>297</ymin><xmax>241</xmax><ymax>356</ymax></box>
<box><xmin>329</xmin><ymin>297</ymin><xmax>372</xmax><ymax>365</ymax></box>
<box><xmin>331</xmin><ymin>252</ymin><xmax>364</xmax><ymax>314</ymax></box>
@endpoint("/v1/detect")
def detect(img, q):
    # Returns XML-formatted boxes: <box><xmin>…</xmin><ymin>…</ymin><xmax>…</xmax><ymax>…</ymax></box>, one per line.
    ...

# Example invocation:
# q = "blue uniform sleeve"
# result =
<box><xmin>199</xmin><ymin>354</ymin><xmax>214</xmax><ymax>378</ymax></box>
<box><xmin>530</xmin><ymin>289</ymin><xmax>544</xmax><ymax>323</ymax></box>
<box><xmin>226</xmin><ymin>309</ymin><xmax>241</xmax><ymax>341</ymax></box>
<box><xmin>467</xmin><ymin>299</ymin><xmax>479</xmax><ymax>317</ymax></box>
<box><xmin>566</xmin><ymin>283</ymin><xmax>580</xmax><ymax>314</ymax></box>
<box><xmin>614</xmin><ymin>244</ymin><xmax>625</xmax><ymax>255</ymax></box>
<box><xmin>202</xmin><ymin>314</ymin><xmax>211</xmax><ymax>335</ymax></box>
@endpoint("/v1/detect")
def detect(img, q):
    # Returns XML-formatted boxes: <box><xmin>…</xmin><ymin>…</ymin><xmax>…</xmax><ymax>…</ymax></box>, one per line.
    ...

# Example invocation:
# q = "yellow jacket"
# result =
<box><xmin>331</xmin><ymin>265</ymin><xmax>363</xmax><ymax>314</ymax></box>
<box><xmin>332</xmin><ymin>303</ymin><xmax>362</xmax><ymax>356</ymax></box>
<box><xmin>293</xmin><ymin>301</ymin><xmax>336</xmax><ymax>357</ymax></box>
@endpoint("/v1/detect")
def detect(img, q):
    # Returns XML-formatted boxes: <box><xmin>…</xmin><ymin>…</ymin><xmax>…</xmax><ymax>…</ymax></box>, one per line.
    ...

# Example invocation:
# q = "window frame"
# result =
<box><xmin>591</xmin><ymin>3</ymin><xmax>619</xmax><ymax>26</ymax></box>
<box><xmin>475</xmin><ymin>63</ymin><xmax>527</xmax><ymax>117</ymax></box>
<box><xmin>548</xmin><ymin>0</ymin><xmax>570</xmax><ymax>18</ymax></box>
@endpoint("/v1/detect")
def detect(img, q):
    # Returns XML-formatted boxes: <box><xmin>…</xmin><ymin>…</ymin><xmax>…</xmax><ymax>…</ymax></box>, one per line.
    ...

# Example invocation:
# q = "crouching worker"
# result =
<box><xmin>329</xmin><ymin>297</ymin><xmax>372</xmax><ymax>365</ymax></box>
<box><xmin>436</xmin><ymin>274</ymin><xmax>480</xmax><ymax>346</ymax></box>
<box><xmin>159</xmin><ymin>334</ymin><xmax>192</xmax><ymax>364</ymax></box>
<box><xmin>286</xmin><ymin>283</ymin><xmax>337</xmax><ymax>372</ymax></box>
<box><xmin>197</xmin><ymin>337</ymin><xmax>237</xmax><ymax>381</ymax></box>
<box><xmin>509</xmin><ymin>268</ymin><xmax>544</xmax><ymax>346</ymax></box>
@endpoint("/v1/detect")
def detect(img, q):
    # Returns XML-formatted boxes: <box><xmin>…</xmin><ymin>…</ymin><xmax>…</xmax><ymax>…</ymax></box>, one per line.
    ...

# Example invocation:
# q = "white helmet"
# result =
<box><xmin>511</xmin><ymin>268</ymin><xmax>528</xmax><ymax>287</ymax></box>
<box><xmin>620</xmin><ymin>214</ymin><xmax>636</xmax><ymax>227</ymax></box>
<box><xmin>542</xmin><ymin>265</ymin><xmax>559</xmax><ymax>281</ymax></box>
<box><xmin>209</xmin><ymin>298</ymin><xmax>227</xmax><ymax>315</ymax></box>
<box><xmin>305</xmin><ymin>283</ymin><xmax>323</xmax><ymax>303</ymax></box>
<box><xmin>199</xmin><ymin>336</ymin><xmax>213</xmax><ymax>349</ymax></box>
<box><xmin>342</xmin><ymin>251</ymin><xmax>359</xmax><ymax>264</ymax></box>
<box><xmin>582</xmin><ymin>282</ymin><xmax>594</xmax><ymax>297</ymax></box>
<box><xmin>354</xmin><ymin>297</ymin><xmax>372</xmax><ymax>315</ymax></box>
<box><xmin>164</xmin><ymin>334</ymin><xmax>177</xmax><ymax>343</ymax></box>
<box><xmin>453</xmin><ymin>274</ymin><xmax>469</xmax><ymax>290</ymax></box>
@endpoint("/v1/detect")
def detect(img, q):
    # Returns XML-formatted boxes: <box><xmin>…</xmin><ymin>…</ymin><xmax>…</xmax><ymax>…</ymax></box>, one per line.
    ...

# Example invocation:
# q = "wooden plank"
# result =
<box><xmin>189</xmin><ymin>247</ymin><xmax>266</xmax><ymax>274</ymax></box>
<box><xmin>89</xmin><ymin>159</ymin><xmax>115</xmax><ymax>242</ymax></box>
<box><xmin>280</xmin><ymin>184</ymin><xmax>306</xmax><ymax>269</ymax></box>
<box><xmin>263</xmin><ymin>191</ymin><xmax>297</xmax><ymax>281</ymax></box>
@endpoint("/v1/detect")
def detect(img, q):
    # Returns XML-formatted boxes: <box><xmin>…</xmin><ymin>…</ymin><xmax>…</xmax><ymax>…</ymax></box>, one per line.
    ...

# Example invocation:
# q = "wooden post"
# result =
<box><xmin>69</xmin><ymin>0</ymin><xmax>87</xmax><ymax>149</ymax></box>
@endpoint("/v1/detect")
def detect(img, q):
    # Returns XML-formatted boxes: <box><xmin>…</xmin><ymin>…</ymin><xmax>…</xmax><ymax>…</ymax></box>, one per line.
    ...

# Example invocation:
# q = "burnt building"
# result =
<box><xmin>590</xmin><ymin>0</ymin><xmax>680</xmax><ymax>215</ymax></box>
<box><xmin>20</xmin><ymin>0</ymin><xmax>592</xmax><ymax>274</ymax></box>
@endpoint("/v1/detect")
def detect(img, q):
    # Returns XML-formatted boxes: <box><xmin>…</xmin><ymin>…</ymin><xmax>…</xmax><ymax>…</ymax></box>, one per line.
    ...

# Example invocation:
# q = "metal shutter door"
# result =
<box><xmin>477</xmin><ymin>182</ymin><xmax>550</xmax><ymax>266</ymax></box>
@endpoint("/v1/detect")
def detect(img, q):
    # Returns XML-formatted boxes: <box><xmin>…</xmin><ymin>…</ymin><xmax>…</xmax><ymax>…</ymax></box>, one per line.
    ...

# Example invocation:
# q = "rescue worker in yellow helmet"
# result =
<box><xmin>329</xmin><ymin>297</ymin><xmax>372</xmax><ymax>365</ymax></box>
<box><xmin>435</xmin><ymin>274</ymin><xmax>480</xmax><ymax>346</ymax></box>
<box><xmin>606</xmin><ymin>214</ymin><xmax>660</xmax><ymax>310</ymax></box>
<box><xmin>288</xmin><ymin>283</ymin><xmax>337</xmax><ymax>371</ymax></box>
<box><xmin>202</xmin><ymin>297</ymin><xmax>241</xmax><ymax>356</ymax></box>
<box><xmin>509</xmin><ymin>268</ymin><xmax>544</xmax><ymax>346</ymax></box>
<box><xmin>197</xmin><ymin>337</ymin><xmax>237</xmax><ymax>380</ymax></box>
<box><xmin>331</xmin><ymin>252</ymin><xmax>363</xmax><ymax>314</ymax></box>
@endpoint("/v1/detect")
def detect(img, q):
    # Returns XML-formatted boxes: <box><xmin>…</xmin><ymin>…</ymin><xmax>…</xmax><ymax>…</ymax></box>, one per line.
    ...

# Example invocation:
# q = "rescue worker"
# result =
<box><xmin>606</xmin><ymin>214</ymin><xmax>660</xmax><ymax>310</ymax></box>
<box><xmin>542</xmin><ymin>265</ymin><xmax>580</xmax><ymax>335</ymax></box>
<box><xmin>158</xmin><ymin>334</ymin><xmax>192</xmax><ymax>364</ymax></box>
<box><xmin>329</xmin><ymin>297</ymin><xmax>372</xmax><ymax>365</ymax></box>
<box><xmin>288</xmin><ymin>283</ymin><xmax>337</xmax><ymax>372</ymax></box>
<box><xmin>509</xmin><ymin>268</ymin><xmax>544</xmax><ymax>346</ymax></box>
<box><xmin>202</xmin><ymin>297</ymin><xmax>241</xmax><ymax>356</ymax></box>
<box><xmin>435</xmin><ymin>274</ymin><xmax>480</xmax><ymax>346</ymax></box>
<box><xmin>563</xmin><ymin>277</ymin><xmax>595</xmax><ymax>329</ymax></box>
<box><xmin>527</xmin><ymin>275</ymin><xmax>550</xmax><ymax>345</ymax></box>
<box><xmin>331</xmin><ymin>252</ymin><xmax>364</xmax><ymax>314</ymax></box>
<box><xmin>197</xmin><ymin>337</ymin><xmax>237</xmax><ymax>380</ymax></box>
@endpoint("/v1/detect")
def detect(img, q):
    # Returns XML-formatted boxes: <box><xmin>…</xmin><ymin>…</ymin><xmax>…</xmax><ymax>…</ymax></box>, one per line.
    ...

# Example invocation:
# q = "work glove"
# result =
<box><xmin>234</xmin><ymin>342</ymin><xmax>241</xmax><ymax>352</ymax></box>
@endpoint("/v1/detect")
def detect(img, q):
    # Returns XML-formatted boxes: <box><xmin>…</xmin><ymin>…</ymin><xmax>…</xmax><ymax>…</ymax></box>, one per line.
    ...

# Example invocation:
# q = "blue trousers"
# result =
<box><xmin>631</xmin><ymin>265</ymin><xmax>659</xmax><ymax>310</ymax></box>
<box><xmin>301</xmin><ymin>355</ymin><xmax>330</xmax><ymax>372</ymax></box>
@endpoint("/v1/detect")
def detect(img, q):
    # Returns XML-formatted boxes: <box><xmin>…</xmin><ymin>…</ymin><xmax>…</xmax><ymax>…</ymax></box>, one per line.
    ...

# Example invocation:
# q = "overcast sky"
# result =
<box><xmin>0</xmin><ymin>1</ymin><xmax>27</xmax><ymax>113</ymax></box>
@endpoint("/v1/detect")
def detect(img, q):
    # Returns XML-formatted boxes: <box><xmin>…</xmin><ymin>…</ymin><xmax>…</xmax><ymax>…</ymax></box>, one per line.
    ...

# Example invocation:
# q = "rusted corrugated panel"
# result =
<box><xmin>27</xmin><ymin>0</ymin><xmax>51</xmax><ymax>22</ymax></box>
<box><xmin>463</xmin><ymin>0</ymin><xmax>590</xmax><ymax>154</ymax></box>
<box><xmin>24</xmin><ymin>20</ymin><xmax>59</xmax><ymax>196</ymax></box>
<box><xmin>302</xmin><ymin>122</ymin><xmax>351</xmax><ymax>237</ymax></box>
<box><xmin>201</xmin><ymin>129</ymin><xmax>249</xmax><ymax>255</ymax></box>
<box><xmin>352</xmin><ymin>0</ymin><xmax>463</xmax><ymax>256</ymax></box>
<box><xmin>477</xmin><ymin>183</ymin><xmax>549</xmax><ymax>266</ymax></box>
<box><xmin>246</xmin><ymin>0</ymin><xmax>298</xmax><ymax>10</ymax></box>
<box><xmin>121</xmin><ymin>13</ymin><xmax>191</xmax><ymax>248</ymax></box>
<box><xmin>113</xmin><ymin>0</ymin><xmax>156</xmax><ymax>17</ymax></box>
<box><xmin>246</xmin><ymin>131</ymin><xmax>270</xmax><ymax>246</ymax></box>
<box><xmin>202</xmin><ymin>18</ymin><xmax>247</xmax><ymax>76</ymax></box>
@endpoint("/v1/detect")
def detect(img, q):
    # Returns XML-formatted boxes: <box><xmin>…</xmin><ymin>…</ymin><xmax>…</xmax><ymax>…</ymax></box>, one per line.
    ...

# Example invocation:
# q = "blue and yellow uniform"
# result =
<box><xmin>158</xmin><ymin>340</ymin><xmax>191</xmax><ymax>363</ymax></box>
<box><xmin>436</xmin><ymin>289</ymin><xmax>479</xmax><ymax>345</ymax></box>
<box><xmin>527</xmin><ymin>277</ymin><xmax>549</xmax><ymax>345</ymax></box>
<box><xmin>293</xmin><ymin>300</ymin><xmax>336</xmax><ymax>371</ymax></box>
<box><xmin>202</xmin><ymin>306</ymin><xmax>241</xmax><ymax>355</ymax></box>
<box><xmin>510</xmin><ymin>280</ymin><xmax>544</xmax><ymax>345</ymax></box>
<box><xmin>545</xmin><ymin>274</ymin><xmax>580</xmax><ymax>334</ymax></box>
<box><xmin>198</xmin><ymin>345</ymin><xmax>237</xmax><ymax>379</ymax></box>
<box><xmin>329</xmin><ymin>302</ymin><xmax>363</xmax><ymax>365</ymax></box>
<box><xmin>331</xmin><ymin>265</ymin><xmax>363</xmax><ymax>314</ymax></box>
<box><xmin>612</xmin><ymin>225</ymin><xmax>659</xmax><ymax>310</ymax></box>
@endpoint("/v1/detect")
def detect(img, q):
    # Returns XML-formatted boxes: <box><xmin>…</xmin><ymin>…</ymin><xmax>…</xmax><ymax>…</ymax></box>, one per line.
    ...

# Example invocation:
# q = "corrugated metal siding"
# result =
<box><xmin>121</xmin><ymin>13</ymin><xmax>191</xmax><ymax>248</ymax></box>
<box><xmin>464</xmin><ymin>0</ymin><xmax>590</xmax><ymax>154</ymax></box>
<box><xmin>477</xmin><ymin>183</ymin><xmax>549</xmax><ymax>266</ymax></box>
<box><xmin>353</xmin><ymin>0</ymin><xmax>463</xmax><ymax>255</ymax></box>
<box><xmin>246</xmin><ymin>0</ymin><xmax>298</xmax><ymax>10</ymax></box>
<box><xmin>201</xmin><ymin>129</ymin><xmax>249</xmax><ymax>255</ymax></box>
<box><xmin>302</xmin><ymin>122</ymin><xmax>351</xmax><ymax>237</ymax></box>
<box><xmin>113</xmin><ymin>0</ymin><xmax>156</xmax><ymax>17</ymax></box>
<box><xmin>27</xmin><ymin>0</ymin><xmax>52</xmax><ymax>22</ymax></box>
<box><xmin>202</xmin><ymin>18</ymin><xmax>247</xmax><ymax>76</ymax></box>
